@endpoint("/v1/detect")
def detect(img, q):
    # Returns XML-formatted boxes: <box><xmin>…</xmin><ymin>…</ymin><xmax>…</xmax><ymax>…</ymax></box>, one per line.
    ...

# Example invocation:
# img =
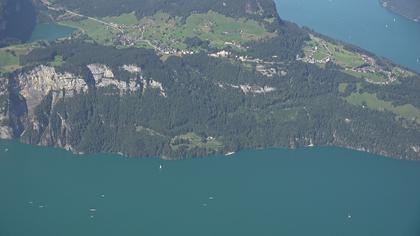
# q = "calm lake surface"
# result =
<box><xmin>1</xmin><ymin>140</ymin><xmax>420</xmax><ymax>236</ymax></box>
<box><xmin>2</xmin><ymin>1</ymin><xmax>420</xmax><ymax>235</ymax></box>
<box><xmin>29</xmin><ymin>23</ymin><xmax>75</xmax><ymax>42</ymax></box>
<box><xmin>275</xmin><ymin>0</ymin><xmax>420</xmax><ymax>73</ymax></box>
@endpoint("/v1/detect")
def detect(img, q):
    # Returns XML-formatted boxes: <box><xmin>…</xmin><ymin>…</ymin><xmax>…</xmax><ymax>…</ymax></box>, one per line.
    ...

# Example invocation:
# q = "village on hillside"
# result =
<box><xmin>299</xmin><ymin>34</ymin><xmax>414</xmax><ymax>85</ymax></box>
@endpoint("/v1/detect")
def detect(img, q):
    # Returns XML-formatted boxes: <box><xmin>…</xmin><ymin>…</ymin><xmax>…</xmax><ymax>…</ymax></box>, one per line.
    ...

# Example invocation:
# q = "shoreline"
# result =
<box><xmin>0</xmin><ymin>138</ymin><xmax>418</xmax><ymax>161</ymax></box>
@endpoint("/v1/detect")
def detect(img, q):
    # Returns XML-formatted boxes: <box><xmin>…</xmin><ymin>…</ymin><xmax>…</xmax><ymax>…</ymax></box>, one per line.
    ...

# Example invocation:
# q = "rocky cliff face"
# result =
<box><xmin>17</xmin><ymin>65</ymin><xmax>88</xmax><ymax>114</ymax></box>
<box><xmin>0</xmin><ymin>76</ymin><xmax>12</xmax><ymax>138</ymax></box>
<box><xmin>1</xmin><ymin>63</ymin><xmax>152</xmax><ymax>150</ymax></box>
<box><xmin>12</xmin><ymin>65</ymin><xmax>88</xmax><ymax>148</ymax></box>
<box><xmin>87</xmin><ymin>64</ymin><xmax>141</xmax><ymax>95</ymax></box>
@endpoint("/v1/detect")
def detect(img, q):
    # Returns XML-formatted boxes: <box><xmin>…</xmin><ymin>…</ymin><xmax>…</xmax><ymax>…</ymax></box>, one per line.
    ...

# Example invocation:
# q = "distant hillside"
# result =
<box><xmin>0</xmin><ymin>0</ymin><xmax>36</xmax><ymax>47</ymax></box>
<box><xmin>380</xmin><ymin>0</ymin><xmax>420</xmax><ymax>22</ymax></box>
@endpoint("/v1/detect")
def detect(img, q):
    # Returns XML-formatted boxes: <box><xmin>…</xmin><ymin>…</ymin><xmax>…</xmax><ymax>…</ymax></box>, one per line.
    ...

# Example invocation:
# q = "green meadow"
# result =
<box><xmin>345</xmin><ymin>92</ymin><xmax>420</xmax><ymax>123</ymax></box>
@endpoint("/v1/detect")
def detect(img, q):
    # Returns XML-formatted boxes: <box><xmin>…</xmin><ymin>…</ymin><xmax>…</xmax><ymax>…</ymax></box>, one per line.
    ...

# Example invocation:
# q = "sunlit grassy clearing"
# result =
<box><xmin>345</xmin><ymin>92</ymin><xmax>420</xmax><ymax>123</ymax></box>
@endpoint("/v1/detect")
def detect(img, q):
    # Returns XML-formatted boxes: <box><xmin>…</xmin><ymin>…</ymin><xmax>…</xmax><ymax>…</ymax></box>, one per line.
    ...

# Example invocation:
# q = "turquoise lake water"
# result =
<box><xmin>1</xmin><ymin>1</ymin><xmax>420</xmax><ymax>235</ymax></box>
<box><xmin>1</xmin><ymin>140</ymin><xmax>420</xmax><ymax>236</ymax></box>
<box><xmin>275</xmin><ymin>0</ymin><xmax>420</xmax><ymax>73</ymax></box>
<box><xmin>29</xmin><ymin>23</ymin><xmax>75</xmax><ymax>42</ymax></box>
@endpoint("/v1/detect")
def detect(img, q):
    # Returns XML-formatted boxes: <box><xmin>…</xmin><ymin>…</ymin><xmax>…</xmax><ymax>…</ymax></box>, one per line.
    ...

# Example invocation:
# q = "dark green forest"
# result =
<box><xmin>51</xmin><ymin>0</ymin><xmax>278</xmax><ymax>20</ymax></box>
<box><xmin>0</xmin><ymin>0</ymin><xmax>36</xmax><ymax>47</ymax></box>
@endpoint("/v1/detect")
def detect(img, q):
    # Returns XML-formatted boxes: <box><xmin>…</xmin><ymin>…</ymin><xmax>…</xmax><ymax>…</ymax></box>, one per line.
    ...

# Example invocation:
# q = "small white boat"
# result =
<box><xmin>225</xmin><ymin>152</ymin><xmax>235</xmax><ymax>156</ymax></box>
<box><xmin>89</xmin><ymin>208</ymin><xmax>97</xmax><ymax>212</ymax></box>
<box><xmin>159</xmin><ymin>164</ymin><xmax>163</xmax><ymax>169</ymax></box>
<box><xmin>209</xmin><ymin>197</ymin><xmax>214</xmax><ymax>200</ymax></box>
<box><xmin>348</xmin><ymin>214</ymin><xmax>352</xmax><ymax>219</ymax></box>
<box><xmin>101</xmin><ymin>194</ymin><xmax>105</xmax><ymax>198</ymax></box>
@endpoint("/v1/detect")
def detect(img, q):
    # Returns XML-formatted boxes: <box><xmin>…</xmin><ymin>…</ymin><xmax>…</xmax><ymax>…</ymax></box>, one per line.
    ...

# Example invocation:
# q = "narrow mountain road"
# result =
<box><xmin>40</xmin><ymin>0</ymin><xmax>123</xmax><ymax>33</ymax></box>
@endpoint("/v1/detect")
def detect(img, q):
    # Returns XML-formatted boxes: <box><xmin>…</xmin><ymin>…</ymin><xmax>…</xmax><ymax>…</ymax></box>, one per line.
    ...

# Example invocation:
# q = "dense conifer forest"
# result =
<box><xmin>0</xmin><ymin>0</ymin><xmax>36</xmax><ymax>47</ymax></box>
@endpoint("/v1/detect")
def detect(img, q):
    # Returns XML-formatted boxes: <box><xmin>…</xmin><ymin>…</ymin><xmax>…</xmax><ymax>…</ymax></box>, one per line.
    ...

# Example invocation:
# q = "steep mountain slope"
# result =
<box><xmin>0</xmin><ymin>0</ymin><xmax>36</xmax><ymax>47</ymax></box>
<box><xmin>0</xmin><ymin>0</ymin><xmax>419</xmax><ymax>159</ymax></box>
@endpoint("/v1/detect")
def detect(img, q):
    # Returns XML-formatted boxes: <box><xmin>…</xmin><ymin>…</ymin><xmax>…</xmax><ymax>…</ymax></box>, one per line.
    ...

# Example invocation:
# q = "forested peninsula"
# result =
<box><xmin>0</xmin><ymin>0</ymin><xmax>419</xmax><ymax>160</ymax></box>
